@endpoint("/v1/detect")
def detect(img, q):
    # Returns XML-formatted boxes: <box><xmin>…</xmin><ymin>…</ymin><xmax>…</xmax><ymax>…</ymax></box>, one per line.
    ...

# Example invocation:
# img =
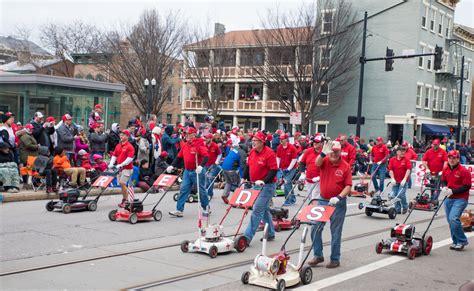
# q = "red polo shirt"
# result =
<box><xmin>299</xmin><ymin>148</ymin><xmax>320</xmax><ymax>183</ymax></box>
<box><xmin>294</xmin><ymin>141</ymin><xmax>303</xmax><ymax>155</ymax></box>
<box><xmin>404</xmin><ymin>148</ymin><xmax>417</xmax><ymax>161</ymax></box>
<box><xmin>112</xmin><ymin>141</ymin><xmax>135</xmax><ymax>170</ymax></box>
<box><xmin>422</xmin><ymin>148</ymin><xmax>448</xmax><ymax>174</ymax></box>
<box><xmin>319</xmin><ymin>157</ymin><xmax>352</xmax><ymax>199</ymax></box>
<box><xmin>341</xmin><ymin>143</ymin><xmax>356</xmax><ymax>166</ymax></box>
<box><xmin>177</xmin><ymin>140</ymin><xmax>209</xmax><ymax>170</ymax></box>
<box><xmin>442</xmin><ymin>164</ymin><xmax>471</xmax><ymax>200</ymax></box>
<box><xmin>248</xmin><ymin>146</ymin><xmax>278</xmax><ymax>182</ymax></box>
<box><xmin>372</xmin><ymin>144</ymin><xmax>389</xmax><ymax>163</ymax></box>
<box><xmin>205</xmin><ymin>141</ymin><xmax>221</xmax><ymax>167</ymax></box>
<box><xmin>388</xmin><ymin>156</ymin><xmax>412</xmax><ymax>183</ymax></box>
<box><xmin>276</xmin><ymin>143</ymin><xmax>297</xmax><ymax>169</ymax></box>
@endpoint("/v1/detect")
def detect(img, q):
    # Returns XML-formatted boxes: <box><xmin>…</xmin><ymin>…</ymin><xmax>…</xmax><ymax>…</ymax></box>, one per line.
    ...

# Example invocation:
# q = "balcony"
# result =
<box><xmin>184</xmin><ymin>98</ymin><xmax>310</xmax><ymax>114</ymax></box>
<box><xmin>432</xmin><ymin>110</ymin><xmax>458</xmax><ymax>119</ymax></box>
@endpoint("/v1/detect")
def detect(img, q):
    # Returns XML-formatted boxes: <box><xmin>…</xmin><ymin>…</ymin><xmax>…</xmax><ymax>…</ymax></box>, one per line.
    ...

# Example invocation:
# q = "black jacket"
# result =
<box><xmin>139</xmin><ymin>167</ymin><xmax>154</xmax><ymax>186</ymax></box>
<box><xmin>31</xmin><ymin>121</ymin><xmax>55</xmax><ymax>151</ymax></box>
<box><xmin>33</xmin><ymin>146</ymin><xmax>53</xmax><ymax>174</ymax></box>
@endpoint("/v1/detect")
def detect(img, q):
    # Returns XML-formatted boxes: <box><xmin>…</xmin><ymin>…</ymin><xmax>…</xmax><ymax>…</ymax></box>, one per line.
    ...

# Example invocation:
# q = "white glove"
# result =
<box><xmin>166</xmin><ymin>166</ymin><xmax>174</xmax><ymax>173</ymax></box>
<box><xmin>196</xmin><ymin>166</ymin><xmax>203</xmax><ymax>174</ymax></box>
<box><xmin>377</xmin><ymin>161</ymin><xmax>382</xmax><ymax>165</ymax></box>
<box><xmin>255</xmin><ymin>180</ymin><xmax>265</xmax><ymax>186</ymax></box>
<box><xmin>441</xmin><ymin>187</ymin><xmax>453</xmax><ymax>197</ymax></box>
<box><xmin>298</xmin><ymin>173</ymin><xmax>306</xmax><ymax>181</ymax></box>
<box><xmin>390</xmin><ymin>178</ymin><xmax>396</xmax><ymax>185</ymax></box>
<box><xmin>116</xmin><ymin>164</ymin><xmax>123</xmax><ymax>170</ymax></box>
<box><xmin>321</xmin><ymin>141</ymin><xmax>333</xmax><ymax>155</ymax></box>
<box><xmin>400</xmin><ymin>179</ymin><xmax>406</xmax><ymax>187</ymax></box>
<box><xmin>312</xmin><ymin>176</ymin><xmax>320</xmax><ymax>182</ymax></box>
<box><xmin>329</xmin><ymin>196</ymin><xmax>340</xmax><ymax>206</ymax></box>
<box><xmin>215</xmin><ymin>161</ymin><xmax>220</xmax><ymax>165</ymax></box>
<box><xmin>108</xmin><ymin>163</ymin><xmax>114</xmax><ymax>169</ymax></box>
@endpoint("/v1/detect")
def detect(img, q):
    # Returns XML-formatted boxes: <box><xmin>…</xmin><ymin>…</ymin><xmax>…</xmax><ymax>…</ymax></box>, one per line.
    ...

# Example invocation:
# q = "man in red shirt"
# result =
<box><xmin>401</xmin><ymin>141</ymin><xmax>417</xmax><ymax>189</ymax></box>
<box><xmin>276</xmin><ymin>133</ymin><xmax>298</xmax><ymax>206</ymax></box>
<box><xmin>441</xmin><ymin>150</ymin><xmax>471</xmax><ymax>251</ymax></box>
<box><xmin>309</xmin><ymin>140</ymin><xmax>352</xmax><ymax>269</ymax></box>
<box><xmin>167</xmin><ymin>127</ymin><xmax>209</xmax><ymax>217</ymax></box>
<box><xmin>339</xmin><ymin>135</ymin><xmax>356</xmax><ymax>171</ymax></box>
<box><xmin>422</xmin><ymin>138</ymin><xmax>448</xmax><ymax>202</ymax></box>
<box><xmin>204</xmin><ymin>133</ymin><xmax>222</xmax><ymax>199</ymax></box>
<box><xmin>108</xmin><ymin>130</ymin><xmax>135</xmax><ymax>207</ymax></box>
<box><xmin>298</xmin><ymin>134</ymin><xmax>323</xmax><ymax>200</ymax></box>
<box><xmin>370</xmin><ymin>137</ymin><xmax>390</xmax><ymax>193</ymax></box>
<box><xmin>242</xmin><ymin>131</ymin><xmax>278</xmax><ymax>245</ymax></box>
<box><xmin>388</xmin><ymin>147</ymin><xmax>412</xmax><ymax>214</ymax></box>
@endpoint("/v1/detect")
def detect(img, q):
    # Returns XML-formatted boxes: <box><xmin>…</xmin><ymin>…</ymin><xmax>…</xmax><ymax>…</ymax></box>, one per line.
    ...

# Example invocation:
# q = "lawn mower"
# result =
<box><xmin>358</xmin><ymin>181</ymin><xmax>404</xmax><ymax>219</ymax></box>
<box><xmin>242</xmin><ymin>200</ymin><xmax>336</xmax><ymax>290</ymax></box>
<box><xmin>275</xmin><ymin>169</ymin><xmax>304</xmax><ymax>197</ymax></box>
<box><xmin>180</xmin><ymin>182</ymin><xmax>261</xmax><ymax>258</ymax></box>
<box><xmin>173</xmin><ymin>166</ymin><xmax>219</xmax><ymax>203</ymax></box>
<box><xmin>108</xmin><ymin>173</ymin><xmax>178</xmax><ymax>224</ymax></box>
<box><xmin>375</xmin><ymin>195</ymin><xmax>447</xmax><ymax>259</ymax></box>
<box><xmin>45</xmin><ymin>168</ymin><xmax>119</xmax><ymax>214</ymax></box>
<box><xmin>350</xmin><ymin>162</ymin><xmax>383</xmax><ymax>198</ymax></box>
<box><xmin>409</xmin><ymin>172</ymin><xmax>442</xmax><ymax>211</ymax></box>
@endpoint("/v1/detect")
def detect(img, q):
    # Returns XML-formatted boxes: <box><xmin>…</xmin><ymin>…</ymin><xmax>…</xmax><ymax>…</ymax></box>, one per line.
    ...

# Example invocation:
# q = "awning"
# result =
<box><xmin>421</xmin><ymin>124</ymin><xmax>450</xmax><ymax>136</ymax></box>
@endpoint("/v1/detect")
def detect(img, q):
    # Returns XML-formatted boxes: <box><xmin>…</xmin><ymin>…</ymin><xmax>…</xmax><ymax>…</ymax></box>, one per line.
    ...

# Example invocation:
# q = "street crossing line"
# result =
<box><xmin>297</xmin><ymin>232</ymin><xmax>474</xmax><ymax>290</ymax></box>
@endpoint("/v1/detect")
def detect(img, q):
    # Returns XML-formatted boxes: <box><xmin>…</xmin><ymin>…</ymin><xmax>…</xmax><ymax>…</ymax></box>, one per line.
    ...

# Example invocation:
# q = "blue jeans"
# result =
<box><xmin>244</xmin><ymin>183</ymin><xmax>276</xmax><ymax>242</ymax></box>
<box><xmin>389</xmin><ymin>183</ymin><xmax>408</xmax><ymax>212</ymax></box>
<box><xmin>311</xmin><ymin>198</ymin><xmax>347</xmax><ymax>262</ymax></box>
<box><xmin>371</xmin><ymin>163</ymin><xmax>387</xmax><ymax>192</ymax></box>
<box><xmin>444</xmin><ymin>198</ymin><xmax>468</xmax><ymax>245</ymax></box>
<box><xmin>279</xmin><ymin>169</ymin><xmax>296</xmax><ymax>203</ymax></box>
<box><xmin>176</xmin><ymin>169</ymin><xmax>208</xmax><ymax>212</ymax></box>
<box><xmin>205</xmin><ymin>165</ymin><xmax>221</xmax><ymax>198</ymax></box>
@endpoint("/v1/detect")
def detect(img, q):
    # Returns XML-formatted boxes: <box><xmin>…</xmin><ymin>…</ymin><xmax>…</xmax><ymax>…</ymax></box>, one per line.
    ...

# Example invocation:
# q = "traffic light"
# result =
<box><xmin>385</xmin><ymin>47</ymin><xmax>394</xmax><ymax>71</ymax></box>
<box><xmin>434</xmin><ymin>45</ymin><xmax>443</xmax><ymax>71</ymax></box>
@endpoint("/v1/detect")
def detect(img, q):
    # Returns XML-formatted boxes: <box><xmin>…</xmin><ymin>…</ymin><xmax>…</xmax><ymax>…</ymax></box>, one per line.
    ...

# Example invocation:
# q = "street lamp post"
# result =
<box><xmin>144</xmin><ymin>78</ymin><xmax>156</xmax><ymax>118</ymax></box>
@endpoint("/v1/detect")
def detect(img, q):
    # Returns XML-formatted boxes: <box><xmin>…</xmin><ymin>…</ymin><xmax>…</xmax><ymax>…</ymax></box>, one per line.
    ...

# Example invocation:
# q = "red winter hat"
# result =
<box><xmin>447</xmin><ymin>150</ymin><xmax>459</xmax><ymax>158</ymax></box>
<box><xmin>253</xmin><ymin>131</ymin><xmax>266</xmax><ymax>143</ymax></box>
<box><xmin>95</xmin><ymin>104</ymin><xmax>103</xmax><ymax>109</ymax></box>
<box><xmin>275</xmin><ymin>129</ymin><xmax>283</xmax><ymax>135</ymax></box>
<box><xmin>376</xmin><ymin>136</ymin><xmax>384</xmax><ymax>142</ymax></box>
<box><xmin>120</xmin><ymin>130</ymin><xmax>131</xmax><ymax>137</ymax></box>
<box><xmin>160</xmin><ymin>151</ymin><xmax>168</xmax><ymax>157</ymax></box>
<box><xmin>186</xmin><ymin>127</ymin><xmax>197</xmax><ymax>134</ymax></box>
<box><xmin>432</xmin><ymin>139</ymin><xmax>440</xmax><ymax>145</ymax></box>
<box><xmin>279</xmin><ymin>134</ymin><xmax>288</xmax><ymax>140</ymax></box>
<box><xmin>90</xmin><ymin>122</ymin><xmax>100</xmax><ymax>129</ymax></box>
<box><xmin>266</xmin><ymin>134</ymin><xmax>273</xmax><ymax>141</ymax></box>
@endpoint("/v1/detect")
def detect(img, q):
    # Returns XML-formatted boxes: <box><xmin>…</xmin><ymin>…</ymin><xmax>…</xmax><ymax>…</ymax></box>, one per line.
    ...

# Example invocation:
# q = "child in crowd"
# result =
<box><xmin>138</xmin><ymin>159</ymin><xmax>154</xmax><ymax>192</ymax></box>
<box><xmin>93</xmin><ymin>154</ymin><xmax>107</xmax><ymax>172</ymax></box>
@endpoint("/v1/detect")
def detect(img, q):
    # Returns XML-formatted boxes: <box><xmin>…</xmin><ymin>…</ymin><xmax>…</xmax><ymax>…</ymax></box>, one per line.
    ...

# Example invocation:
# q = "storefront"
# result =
<box><xmin>0</xmin><ymin>73</ymin><xmax>125</xmax><ymax>128</ymax></box>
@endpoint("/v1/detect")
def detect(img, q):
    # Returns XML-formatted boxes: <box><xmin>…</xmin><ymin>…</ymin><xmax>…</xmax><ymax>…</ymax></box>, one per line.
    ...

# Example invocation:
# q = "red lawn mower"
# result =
<box><xmin>409</xmin><ymin>172</ymin><xmax>442</xmax><ymax>211</ymax></box>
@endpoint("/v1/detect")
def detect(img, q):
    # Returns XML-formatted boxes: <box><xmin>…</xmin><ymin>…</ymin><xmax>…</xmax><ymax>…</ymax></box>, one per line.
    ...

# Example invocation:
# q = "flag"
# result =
<box><xmin>127</xmin><ymin>184</ymin><xmax>135</xmax><ymax>202</ymax></box>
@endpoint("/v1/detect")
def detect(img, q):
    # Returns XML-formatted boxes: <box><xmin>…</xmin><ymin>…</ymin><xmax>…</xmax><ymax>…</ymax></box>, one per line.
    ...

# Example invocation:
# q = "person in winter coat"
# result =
<box><xmin>0</xmin><ymin>142</ymin><xmax>20</xmax><ymax>192</ymax></box>
<box><xmin>18</xmin><ymin>124</ymin><xmax>39</xmax><ymax>165</ymax></box>
<box><xmin>220</xmin><ymin>138</ymin><xmax>247</xmax><ymax>204</ymax></box>
<box><xmin>88</xmin><ymin>104</ymin><xmax>103</xmax><ymax>131</ymax></box>
<box><xmin>162</xmin><ymin>125</ymin><xmax>180</xmax><ymax>164</ymax></box>
<box><xmin>33</xmin><ymin>146</ymin><xmax>57</xmax><ymax>193</ymax></box>
<box><xmin>31</xmin><ymin>112</ymin><xmax>55</xmax><ymax>153</ymax></box>
<box><xmin>138</xmin><ymin>159</ymin><xmax>154</xmax><ymax>192</ymax></box>
<box><xmin>151</xmin><ymin>126</ymin><xmax>162</xmax><ymax>162</ymax></box>
<box><xmin>107</xmin><ymin>123</ymin><xmax>120</xmax><ymax>154</ymax></box>
<box><xmin>74</xmin><ymin>126</ymin><xmax>89</xmax><ymax>163</ymax></box>
<box><xmin>56</xmin><ymin>114</ymin><xmax>76</xmax><ymax>162</ymax></box>
<box><xmin>89</xmin><ymin>122</ymin><xmax>108</xmax><ymax>158</ymax></box>
<box><xmin>136</xmin><ymin>131</ymin><xmax>150</xmax><ymax>164</ymax></box>
<box><xmin>93</xmin><ymin>154</ymin><xmax>108</xmax><ymax>172</ymax></box>
<box><xmin>154</xmin><ymin>151</ymin><xmax>170</xmax><ymax>177</ymax></box>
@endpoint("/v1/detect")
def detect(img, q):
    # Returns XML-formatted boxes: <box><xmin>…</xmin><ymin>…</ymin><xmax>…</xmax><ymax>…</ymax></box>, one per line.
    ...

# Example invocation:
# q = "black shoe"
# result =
<box><xmin>260</xmin><ymin>236</ymin><xmax>275</xmax><ymax>242</ymax></box>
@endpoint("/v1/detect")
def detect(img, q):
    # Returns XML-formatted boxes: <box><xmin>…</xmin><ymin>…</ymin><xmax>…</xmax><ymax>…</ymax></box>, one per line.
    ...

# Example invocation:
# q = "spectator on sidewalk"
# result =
<box><xmin>0</xmin><ymin>142</ymin><xmax>20</xmax><ymax>192</ymax></box>
<box><xmin>33</xmin><ymin>146</ymin><xmax>57</xmax><ymax>193</ymax></box>
<box><xmin>56</xmin><ymin>114</ymin><xmax>76</xmax><ymax>163</ymax></box>
<box><xmin>89</xmin><ymin>122</ymin><xmax>107</xmax><ymax>159</ymax></box>
<box><xmin>138</xmin><ymin>159</ymin><xmax>154</xmax><ymax>192</ymax></box>
<box><xmin>53</xmin><ymin>147</ymin><xmax>86</xmax><ymax>188</ymax></box>
<box><xmin>74</xmin><ymin>126</ymin><xmax>89</xmax><ymax>164</ymax></box>
<box><xmin>31</xmin><ymin>112</ymin><xmax>55</xmax><ymax>153</ymax></box>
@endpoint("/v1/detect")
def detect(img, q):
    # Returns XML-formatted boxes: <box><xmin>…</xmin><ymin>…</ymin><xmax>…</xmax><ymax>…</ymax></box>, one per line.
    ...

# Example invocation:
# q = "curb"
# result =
<box><xmin>0</xmin><ymin>186</ymin><xmax>180</xmax><ymax>203</ymax></box>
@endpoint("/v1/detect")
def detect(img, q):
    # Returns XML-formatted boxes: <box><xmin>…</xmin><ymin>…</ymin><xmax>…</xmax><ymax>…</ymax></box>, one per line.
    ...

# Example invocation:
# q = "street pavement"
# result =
<box><xmin>0</xmin><ymin>185</ymin><xmax>472</xmax><ymax>290</ymax></box>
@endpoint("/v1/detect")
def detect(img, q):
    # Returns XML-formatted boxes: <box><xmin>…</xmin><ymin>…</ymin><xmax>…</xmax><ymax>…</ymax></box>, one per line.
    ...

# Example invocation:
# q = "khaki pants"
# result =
<box><xmin>64</xmin><ymin>167</ymin><xmax>86</xmax><ymax>185</ymax></box>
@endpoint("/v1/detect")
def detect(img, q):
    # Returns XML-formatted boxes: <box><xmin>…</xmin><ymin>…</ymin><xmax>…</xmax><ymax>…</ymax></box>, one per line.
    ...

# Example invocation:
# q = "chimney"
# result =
<box><xmin>214</xmin><ymin>23</ymin><xmax>226</xmax><ymax>36</ymax></box>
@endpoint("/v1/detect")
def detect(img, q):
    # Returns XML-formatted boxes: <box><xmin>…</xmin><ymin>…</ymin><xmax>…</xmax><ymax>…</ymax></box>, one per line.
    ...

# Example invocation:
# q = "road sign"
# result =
<box><xmin>290</xmin><ymin>112</ymin><xmax>301</xmax><ymax>125</ymax></box>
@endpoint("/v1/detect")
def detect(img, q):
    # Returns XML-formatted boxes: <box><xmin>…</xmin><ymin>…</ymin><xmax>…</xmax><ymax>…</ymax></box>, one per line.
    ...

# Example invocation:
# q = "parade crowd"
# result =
<box><xmin>0</xmin><ymin>106</ymin><xmax>471</xmax><ymax>265</ymax></box>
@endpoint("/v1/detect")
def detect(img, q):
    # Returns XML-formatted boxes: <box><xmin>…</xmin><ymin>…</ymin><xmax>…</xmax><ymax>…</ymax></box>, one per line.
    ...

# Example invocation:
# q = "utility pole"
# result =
<box><xmin>355</xmin><ymin>11</ymin><xmax>368</xmax><ymax>138</ymax></box>
<box><xmin>456</xmin><ymin>55</ymin><xmax>465</xmax><ymax>146</ymax></box>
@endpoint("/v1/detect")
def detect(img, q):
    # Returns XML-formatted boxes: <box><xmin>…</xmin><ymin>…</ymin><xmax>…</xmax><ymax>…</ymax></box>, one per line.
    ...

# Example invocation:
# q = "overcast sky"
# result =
<box><xmin>0</xmin><ymin>0</ymin><xmax>473</xmax><ymax>45</ymax></box>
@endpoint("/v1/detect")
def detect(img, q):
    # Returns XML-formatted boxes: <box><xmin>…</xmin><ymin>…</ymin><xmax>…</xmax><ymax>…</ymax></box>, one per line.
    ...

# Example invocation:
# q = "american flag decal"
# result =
<box><xmin>128</xmin><ymin>184</ymin><xmax>135</xmax><ymax>202</ymax></box>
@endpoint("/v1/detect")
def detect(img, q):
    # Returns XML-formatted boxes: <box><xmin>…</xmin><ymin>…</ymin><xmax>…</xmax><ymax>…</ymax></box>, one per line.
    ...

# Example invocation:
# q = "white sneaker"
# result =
<box><xmin>169</xmin><ymin>210</ymin><xmax>183</xmax><ymax>217</ymax></box>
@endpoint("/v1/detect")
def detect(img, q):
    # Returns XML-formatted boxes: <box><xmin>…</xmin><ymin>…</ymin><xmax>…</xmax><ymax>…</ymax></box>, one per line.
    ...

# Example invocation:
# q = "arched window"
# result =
<box><xmin>75</xmin><ymin>73</ymin><xmax>84</xmax><ymax>79</ymax></box>
<box><xmin>95</xmin><ymin>74</ymin><xmax>105</xmax><ymax>82</ymax></box>
<box><xmin>85</xmin><ymin>74</ymin><xmax>94</xmax><ymax>80</ymax></box>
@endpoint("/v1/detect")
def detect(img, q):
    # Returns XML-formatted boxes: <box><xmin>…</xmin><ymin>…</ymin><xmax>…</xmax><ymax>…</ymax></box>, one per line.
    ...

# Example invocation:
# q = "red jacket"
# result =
<box><xmin>341</xmin><ymin>143</ymin><xmax>356</xmax><ymax>167</ymax></box>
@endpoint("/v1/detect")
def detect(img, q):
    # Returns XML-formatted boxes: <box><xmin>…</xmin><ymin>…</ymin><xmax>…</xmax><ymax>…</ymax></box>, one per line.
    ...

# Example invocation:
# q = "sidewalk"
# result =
<box><xmin>1</xmin><ymin>176</ymin><xmax>364</xmax><ymax>203</ymax></box>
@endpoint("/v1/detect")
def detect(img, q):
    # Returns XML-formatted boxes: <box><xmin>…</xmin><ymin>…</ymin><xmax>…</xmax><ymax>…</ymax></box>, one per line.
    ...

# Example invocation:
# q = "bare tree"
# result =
<box><xmin>249</xmin><ymin>0</ymin><xmax>360</xmax><ymax>132</ymax></box>
<box><xmin>99</xmin><ymin>9</ymin><xmax>187</xmax><ymax>115</ymax></box>
<box><xmin>182</xmin><ymin>24</ymin><xmax>237</xmax><ymax>117</ymax></box>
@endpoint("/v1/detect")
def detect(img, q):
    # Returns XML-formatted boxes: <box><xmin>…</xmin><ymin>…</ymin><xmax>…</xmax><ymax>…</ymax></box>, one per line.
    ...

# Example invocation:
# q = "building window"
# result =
<box><xmin>177</xmin><ymin>114</ymin><xmax>181</xmax><ymax>123</ymax></box>
<box><xmin>438</xmin><ymin>13</ymin><xmax>444</xmax><ymax>35</ymax></box>
<box><xmin>85</xmin><ymin>74</ymin><xmax>94</xmax><ymax>80</ymax></box>
<box><xmin>315</xmin><ymin>123</ymin><xmax>327</xmax><ymax>135</ymax></box>
<box><xmin>424</xmin><ymin>86</ymin><xmax>431</xmax><ymax>109</ymax></box>
<box><xmin>421</xmin><ymin>5</ymin><xmax>428</xmax><ymax>28</ymax></box>
<box><xmin>319</xmin><ymin>46</ymin><xmax>331</xmax><ymax>68</ymax></box>
<box><xmin>466</xmin><ymin>60</ymin><xmax>471</xmax><ymax>80</ymax></box>
<box><xmin>440</xmin><ymin>89</ymin><xmax>446</xmax><ymax>111</ymax></box>
<box><xmin>443</xmin><ymin>51</ymin><xmax>449</xmax><ymax>72</ymax></box>
<box><xmin>418</xmin><ymin>45</ymin><xmax>425</xmax><ymax>68</ymax></box>
<box><xmin>430</xmin><ymin>8</ymin><xmax>436</xmax><ymax>32</ymax></box>
<box><xmin>168</xmin><ymin>87</ymin><xmax>173</xmax><ymax>102</ymax></box>
<box><xmin>416</xmin><ymin>84</ymin><xmax>423</xmax><ymax>108</ymax></box>
<box><xmin>450</xmin><ymin>90</ymin><xmax>457</xmax><ymax>112</ymax></box>
<box><xmin>321</xmin><ymin>10</ymin><xmax>334</xmax><ymax>34</ymax></box>
<box><xmin>319</xmin><ymin>83</ymin><xmax>329</xmax><ymax>105</ymax></box>
<box><xmin>96</xmin><ymin>74</ymin><xmax>105</xmax><ymax>82</ymax></box>
<box><xmin>433</xmin><ymin>88</ymin><xmax>439</xmax><ymax>110</ymax></box>
<box><xmin>186</xmin><ymin>88</ymin><xmax>192</xmax><ymax>99</ymax></box>
<box><xmin>426</xmin><ymin>47</ymin><xmax>433</xmax><ymax>71</ymax></box>
<box><xmin>445</xmin><ymin>16</ymin><xmax>452</xmax><ymax>38</ymax></box>
<box><xmin>463</xmin><ymin>93</ymin><xmax>469</xmax><ymax>115</ymax></box>
<box><xmin>178</xmin><ymin>88</ymin><xmax>182</xmax><ymax>104</ymax></box>
<box><xmin>166</xmin><ymin>113</ymin><xmax>172</xmax><ymax>124</ymax></box>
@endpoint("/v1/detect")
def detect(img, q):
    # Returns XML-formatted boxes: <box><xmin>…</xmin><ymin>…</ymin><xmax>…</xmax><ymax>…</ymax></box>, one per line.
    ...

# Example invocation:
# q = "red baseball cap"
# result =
<box><xmin>252</xmin><ymin>131</ymin><xmax>266</xmax><ymax>143</ymax></box>
<box><xmin>46</xmin><ymin>116</ymin><xmax>55</xmax><ymax>122</ymax></box>
<box><xmin>432</xmin><ymin>139</ymin><xmax>440</xmax><ymax>145</ymax></box>
<box><xmin>266</xmin><ymin>134</ymin><xmax>273</xmax><ymax>141</ymax></box>
<box><xmin>447</xmin><ymin>150</ymin><xmax>459</xmax><ymax>158</ymax></box>
<box><xmin>186</xmin><ymin>127</ymin><xmax>197</xmax><ymax>134</ymax></box>
<box><xmin>62</xmin><ymin>114</ymin><xmax>73</xmax><ymax>121</ymax></box>
<box><xmin>24</xmin><ymin>123</ymin><xmax>34</xmax><ymax>130</ymax></box>
<box><xmin>279</xmin><ymin>134</ymin><xmax>288</xmax><ymax>140</ymax></box>
<box><xmin>275</xmin><ymin>129</ymin><xmax>283</xmax><ymax>135</ymax></box>
<box><xmin>90</xmin><ymin>122</ymin><xmax>100</xmax><ymax>129</ymax></box>
<box><xmin>401</xmin><ymin>141</ymin><xmax>409</xmax><ymax>148</ymax></box>
<box><xmin>294</xmin><ymin>132</ymin><xmax>301</xmax><ymax>137</ymax></box>
<box><xmin>160</xmin><ymin>151</ymin><xmax>168</xmax><ymax>158</ymax></box>
<box><xmin>120</xmin><ymin>130</ymin><xmax>131</xmax><ymax>137</ymax></box>
<box><xmin>313</xmin><ymin>134</ymin><xmax>323</xmax><ymax>143</ymax></box>
<box><xmin>376</xmin><ymin>136</ymin><xmax>384</xmax><ymax>142</ymax></box>
<box><xmin>5</xmin><ymin>112</ymin><xmax>14</xmax><ymax>117</ymax></box>
<box><xmin>95</xmin><ymin>104</ymin><xmax>103</xmax><ymax>109</ymax></box>
<box><xmin>204</xmin><ymin>133</ymin><xmax>214</xmax><ymax>139</ymax></box>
